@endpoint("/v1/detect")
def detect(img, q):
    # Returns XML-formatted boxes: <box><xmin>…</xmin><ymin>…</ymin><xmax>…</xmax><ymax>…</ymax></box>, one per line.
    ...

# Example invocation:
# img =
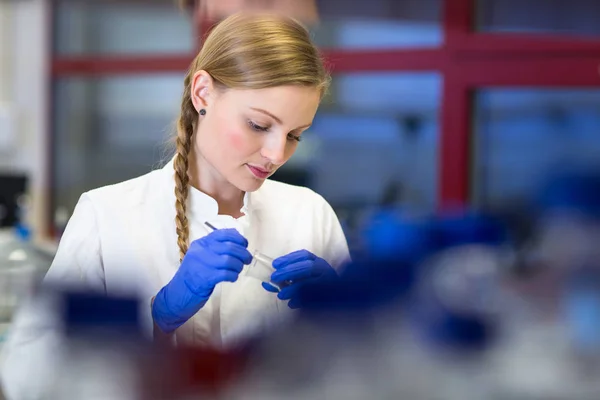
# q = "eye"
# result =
<box><xmin>287</xmin><ymin>133</ymin><xmax>302</xmax><ymax>142</ymax></box>
<box><xmin>248</xmin><ymin>120</ymin><xmax>269</xmax><ymax>132</ymax></box>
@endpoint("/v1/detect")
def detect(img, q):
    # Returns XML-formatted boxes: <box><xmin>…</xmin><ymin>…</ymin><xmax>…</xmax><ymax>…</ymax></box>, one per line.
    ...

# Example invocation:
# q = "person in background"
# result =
<box><xmin>0</xmin><ymin>13</ymin><xmax>349</xmax><ymax>400</ymax></box>
<box><xmin>181</xmin><ymin>0</ymin><xmax>320</xmax><ymax>24</ymax></box>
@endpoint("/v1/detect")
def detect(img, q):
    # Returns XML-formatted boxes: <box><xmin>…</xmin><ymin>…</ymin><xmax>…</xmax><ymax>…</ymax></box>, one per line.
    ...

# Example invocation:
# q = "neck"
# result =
<box><xmin>188</xmin><ymin>150</ymin><xmax>245</xmax><ymax>218</ymax></box>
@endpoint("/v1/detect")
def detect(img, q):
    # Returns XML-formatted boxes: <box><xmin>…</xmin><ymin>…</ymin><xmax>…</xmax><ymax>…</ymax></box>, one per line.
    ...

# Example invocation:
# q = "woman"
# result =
<box><xmin>0</xmin><ymin>13</ymin><xmax>349</xmax><ymax>399</ymax></box>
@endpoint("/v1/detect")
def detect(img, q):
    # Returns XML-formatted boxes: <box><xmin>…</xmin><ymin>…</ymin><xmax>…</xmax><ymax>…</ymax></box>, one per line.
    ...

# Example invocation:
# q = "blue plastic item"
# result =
<box><xmin>262</xmin><ymin>249</ymin><xmax>338</xmax><ymax>309</ymax></box>
<box><xmin>152</xmin><ymin>228</ymin><xmax>252</xmax><ymax>334</ymax></box>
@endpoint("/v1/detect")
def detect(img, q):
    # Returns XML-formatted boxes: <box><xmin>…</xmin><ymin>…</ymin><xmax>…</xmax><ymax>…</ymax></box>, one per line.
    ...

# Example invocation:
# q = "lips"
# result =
<box><xmin>246</xmin><ymin>164</ymin><xmax>270</xmax><ymax>179</ymax></box>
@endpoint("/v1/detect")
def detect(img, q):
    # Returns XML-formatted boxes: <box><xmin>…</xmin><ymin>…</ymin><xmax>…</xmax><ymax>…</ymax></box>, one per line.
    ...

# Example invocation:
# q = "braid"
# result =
<box><xmin>174</xmin><ymin>76</ymin><xmax>197</xmax><ymax>262</ymax></box>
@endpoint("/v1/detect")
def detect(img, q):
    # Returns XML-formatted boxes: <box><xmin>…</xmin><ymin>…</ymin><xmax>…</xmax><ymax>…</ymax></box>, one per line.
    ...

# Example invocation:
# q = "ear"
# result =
<box><xmin>190</xmin><ymin>70</ymin><xmax>215</xmax><ymax>113</ymax></box>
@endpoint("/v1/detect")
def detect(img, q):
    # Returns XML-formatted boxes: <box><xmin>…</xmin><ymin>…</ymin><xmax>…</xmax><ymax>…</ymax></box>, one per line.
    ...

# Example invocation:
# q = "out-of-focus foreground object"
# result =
<box><xmin>5</xmin><ymin>162</ymin><xmax>600</xmax><ymax>400</ymax></box>
<box><xmin>6</xmin><ymin>167</ymin><xmax>600</xmax><ymax>398</ymax></box>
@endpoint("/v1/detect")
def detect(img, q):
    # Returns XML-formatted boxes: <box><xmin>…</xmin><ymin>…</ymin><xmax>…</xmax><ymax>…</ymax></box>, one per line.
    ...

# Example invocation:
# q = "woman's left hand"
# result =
<box><xmin>262</xmin><ymin>249</ymin><xmax>337</xmax><ymax>308</ymax></box>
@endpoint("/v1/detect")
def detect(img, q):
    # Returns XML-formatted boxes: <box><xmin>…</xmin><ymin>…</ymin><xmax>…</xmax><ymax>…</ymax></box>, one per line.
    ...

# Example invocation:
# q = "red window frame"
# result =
<box><xmin>48</xmin><ymin>0</ymin><xmax>600</xmax><ymax>234</ymax></box>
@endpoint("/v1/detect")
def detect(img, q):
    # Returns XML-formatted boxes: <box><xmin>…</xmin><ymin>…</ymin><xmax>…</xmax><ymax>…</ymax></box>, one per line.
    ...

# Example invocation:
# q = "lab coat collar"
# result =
<box><xmin>161</xmin><ymin>157</ymin><xmax>255</xmax><ymax>221</ymax></box>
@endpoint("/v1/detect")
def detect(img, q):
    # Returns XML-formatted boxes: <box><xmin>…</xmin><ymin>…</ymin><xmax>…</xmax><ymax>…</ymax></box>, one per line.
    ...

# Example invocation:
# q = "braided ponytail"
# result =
<box><xmin>174</xmin><ymin>74</ymin><xmax>198</xmax><ymax>262</ymax></box>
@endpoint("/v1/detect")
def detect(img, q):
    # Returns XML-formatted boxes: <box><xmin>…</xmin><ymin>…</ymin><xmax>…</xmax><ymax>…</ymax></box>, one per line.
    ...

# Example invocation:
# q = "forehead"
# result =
<box><xmin>219</xmin><ymin>85</ymin><xmax>321</xmax><ymax>123</ymax></box>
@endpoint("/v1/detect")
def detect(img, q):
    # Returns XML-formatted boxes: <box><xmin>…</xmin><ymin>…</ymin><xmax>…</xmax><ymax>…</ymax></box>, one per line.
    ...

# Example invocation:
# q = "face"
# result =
<box><xmin>190</xmin><ymin>70</ymin><xmax>320</xmax><ymax>192</ymax></box>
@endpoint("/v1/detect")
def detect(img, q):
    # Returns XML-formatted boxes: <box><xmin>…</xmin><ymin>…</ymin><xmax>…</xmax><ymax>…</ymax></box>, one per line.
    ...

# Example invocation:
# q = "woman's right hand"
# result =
<box><xmin>152</xmin><ymin>228</ymin><xmax>253</xmax><ymax>334</ymax></box>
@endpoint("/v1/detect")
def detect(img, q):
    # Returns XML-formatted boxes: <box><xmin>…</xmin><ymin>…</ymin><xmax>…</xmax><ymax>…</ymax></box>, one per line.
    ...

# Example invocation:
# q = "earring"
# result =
<box><xmin>199</xmin><ymin>109</ymin><xmax>206</xmax><ymax>116</ymax></box>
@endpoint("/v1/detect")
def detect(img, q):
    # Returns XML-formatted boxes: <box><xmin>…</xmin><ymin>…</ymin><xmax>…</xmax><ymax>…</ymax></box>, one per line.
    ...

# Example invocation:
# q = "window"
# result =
<box><xmin>313</xmin><ymin>0</ymin><xmax>443</xmax><ymax>49</ymax></box>
<box><xmin>52</xmin><ymin>75</ymin><xmax>184</xmax><ymax>212</ymax></box>
<box><xmin>472</xmin><ymin>89</ymin><xmax>600</xmax><ymax>208</ymax></box>
<box><xmin>54</xmin><ymin>0</ymin><xmax>194</xmax><ymax>55</ymax></box>
<box><xmin>476</xmin><ymin>0</ymin><xmax>600</xmax><ymax>38</ymax></box>
<box><xmin>48</xmin><ymin>0</ymin><xmax>600</xmax><ymax>235</ymax></box>
<box><xmin>273</xmin><ymin>72</ymin><xmax>441</xmax><ymax>235</ymax></box>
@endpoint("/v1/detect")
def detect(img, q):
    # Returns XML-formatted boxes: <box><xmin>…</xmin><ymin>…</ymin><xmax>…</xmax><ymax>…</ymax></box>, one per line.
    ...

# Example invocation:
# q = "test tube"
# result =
<box><xmin>204</xmin><ymin>222</ymin><xmax>283</xmax><ymax>291</ymax></box>
<box><xmin>247</xmin><ymin>251</ymin><xmax>282</xmax><ymax>290</ymax></box>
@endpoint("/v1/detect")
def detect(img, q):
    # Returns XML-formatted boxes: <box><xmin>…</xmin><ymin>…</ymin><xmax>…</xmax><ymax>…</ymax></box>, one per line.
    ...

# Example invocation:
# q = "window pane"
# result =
<box><xmin>476</xmin><ymin>0</ymin><xmax>600</xmax><ymax>38</ymax></box>
<box><xmin>272</xmin><ymin>72</ymin><xmax>440</xmax><ymax>237</ymax></box>
<box><xmin>312</xmin><ymin>0</ymin><xmax>442</xmax><ymax>49</ymax></box>
<box><xmin>472</xmin><ymin>89</ymin><xmax>600</xmax><ymax>209</ymax></box>
<box><xmin>53</xmin><ymin>0</ymin><xmax>194</xmax><ymax>56</ymax></box>
<box><xmin>52</xmin><ymin>75</ymin><xmax>184</xmax><ymax>214</ymax></box>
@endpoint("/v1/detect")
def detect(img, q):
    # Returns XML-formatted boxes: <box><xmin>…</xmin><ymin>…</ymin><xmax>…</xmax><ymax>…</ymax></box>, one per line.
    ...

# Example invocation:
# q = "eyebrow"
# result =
<box><xmin>250</xmin><ymin>107</ymin><xmax>312</xmax><ymax>130</ymax></box>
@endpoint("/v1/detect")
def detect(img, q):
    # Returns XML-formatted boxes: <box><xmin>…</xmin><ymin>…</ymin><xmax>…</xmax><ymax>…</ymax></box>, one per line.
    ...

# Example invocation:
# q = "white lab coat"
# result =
<box><xmin>0</xmin><ymin>159</ymin><xmax>350</xmax><ymax>400</ymax></box>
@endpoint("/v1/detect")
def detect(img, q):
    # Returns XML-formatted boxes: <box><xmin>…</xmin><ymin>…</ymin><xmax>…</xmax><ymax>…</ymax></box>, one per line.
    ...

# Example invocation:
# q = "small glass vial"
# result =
<box><xmin>244</xmin><ymin>251</ymin><xmax>284</xmax><ymax>291</ymax></box>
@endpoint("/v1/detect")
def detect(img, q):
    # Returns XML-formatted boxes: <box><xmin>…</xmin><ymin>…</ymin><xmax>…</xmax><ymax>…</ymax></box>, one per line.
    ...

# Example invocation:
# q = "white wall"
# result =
<box><xmin>0</xmin><ymin>3</ymin><xmax>11</xmax><ymax>101</ymax></box>
<box><xmin>0</xmin><ymin>0</ymin><xmax>50</xmax><ymax>241</ymax></box>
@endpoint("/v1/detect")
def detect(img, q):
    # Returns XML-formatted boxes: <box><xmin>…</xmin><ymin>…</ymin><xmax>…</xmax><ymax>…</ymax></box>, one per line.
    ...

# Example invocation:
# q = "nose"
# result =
<box><xmin>261</xmin><ymin>135</ymin><xmax>287</xmax><ymax>166</ymax></box>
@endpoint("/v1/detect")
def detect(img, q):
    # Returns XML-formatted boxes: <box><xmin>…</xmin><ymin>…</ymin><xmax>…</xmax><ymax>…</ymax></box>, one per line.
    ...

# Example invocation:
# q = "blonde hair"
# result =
<box><xmin>174</xmin><ymin>13</ymin><xmax>330</xmax><ymax>261</ymax></box>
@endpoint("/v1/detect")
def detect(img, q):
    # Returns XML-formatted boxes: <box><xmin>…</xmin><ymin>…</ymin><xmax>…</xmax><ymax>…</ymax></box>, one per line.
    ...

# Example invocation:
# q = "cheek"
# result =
<box><xmin>225</xmin><ymin>129</ymin><xmax>247</xmax><ymax>151</ymax></box>
<box><xmin>211</xmin><ymin>112</ymin><xmax>249</xmax><ymax>154</ymax></box>
<box><xmin>284</xmin><ymin>142</ymin><xmax>299</xmax><ymax>159</ymax></box>
<box><xmin>223</xmin><ymin>126</ymin><xmax>261</xmax><ymax>158</ymax></box>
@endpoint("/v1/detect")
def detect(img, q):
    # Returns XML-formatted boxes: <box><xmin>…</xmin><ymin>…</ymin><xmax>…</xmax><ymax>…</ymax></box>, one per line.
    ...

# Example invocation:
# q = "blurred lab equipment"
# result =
<box><xmin>488</xmin><ymin>169</ymin><xmax>600</xmax><ymax>400</ymax></box>
<box><xmin>411</xmin><ymin>213</ymin><xmax>510</xmax><ymax>351</ymax></box>
<box><xmin>0</xmin><ymin>175</ymin><xmax>27</xmax><ymax>228</ymax></box>
<box><xmin>0</xmin><ymin>190</ymin><xmax>53</xmax><ymax>400</ymax></box>
<box><xmin>48</xmin><ymin>292</ymin><xmax>147</xmax><ymax>400</ymax></box>
<box><xmin>49</xmin><ymin>290</ymin><xmax>253</xmax><ymax>400</ymax></box>
<box><xmin>0</xmin><ymin>194</ymin><xmax>52</xmax><ymax>324</ymax></box>
<box><xmin>0</xmin><ymin>230</ymin><xmax>46</xmax><ymax>324</ymax></box>
<box><xmin>398</xmin><ymin>213</ymin><xmax>511</xmax><ymax>400</ymax></box>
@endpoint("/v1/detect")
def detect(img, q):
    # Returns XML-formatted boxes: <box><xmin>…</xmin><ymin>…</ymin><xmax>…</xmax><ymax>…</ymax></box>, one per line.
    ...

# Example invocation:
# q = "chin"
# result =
<box><xmin>234</xmin><ymin>177</ymin><xmax>267</xmax><ymax>193</ymax></box>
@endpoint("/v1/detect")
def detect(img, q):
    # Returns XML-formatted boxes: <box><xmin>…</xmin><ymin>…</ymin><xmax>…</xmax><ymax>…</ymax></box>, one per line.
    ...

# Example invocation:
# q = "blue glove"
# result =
<box><xmin>262</xmin><ymin>250</ymin><xmax>338</xmax><ymax>309</ymax></box>
<box><xmin>152</xmin><ymin>229</ymin><xmax>252</xmax><ymax>333</ymax></box>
